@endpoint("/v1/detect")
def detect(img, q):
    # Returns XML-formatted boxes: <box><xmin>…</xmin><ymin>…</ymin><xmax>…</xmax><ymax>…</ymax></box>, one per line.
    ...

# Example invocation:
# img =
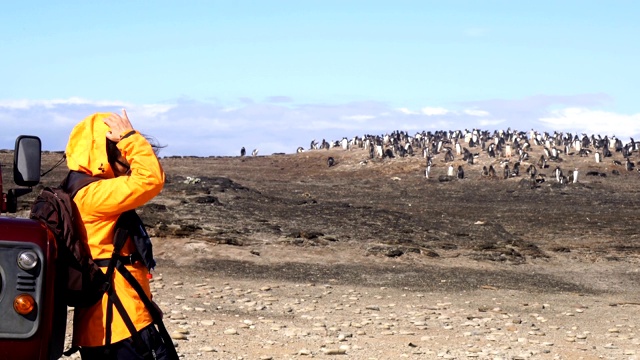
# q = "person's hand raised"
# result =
<box><xmin>104</xmin><ymin>109</ymin><xmax>134</xmax><ymax>142</ymax></box>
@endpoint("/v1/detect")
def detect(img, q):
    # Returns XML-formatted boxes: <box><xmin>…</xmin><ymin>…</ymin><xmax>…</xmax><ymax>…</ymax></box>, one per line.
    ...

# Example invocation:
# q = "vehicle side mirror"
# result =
<box><xmin>13</xmin><ymin>135</ymin><xmax>41</xmax><ymax>187</ymax></box>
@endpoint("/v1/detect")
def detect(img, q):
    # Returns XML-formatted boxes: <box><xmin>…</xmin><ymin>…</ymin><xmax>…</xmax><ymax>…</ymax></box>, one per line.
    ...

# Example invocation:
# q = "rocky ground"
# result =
<box><xmin>2</xmin><ymin>136</ymin><xmax>640</xmax><ymax>359</ymax></box>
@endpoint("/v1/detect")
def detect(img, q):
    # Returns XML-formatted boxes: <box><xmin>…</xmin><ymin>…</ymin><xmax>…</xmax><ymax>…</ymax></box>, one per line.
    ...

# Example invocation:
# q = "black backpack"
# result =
<box><xmin>29</xmin><ymin>170</ymin><xmax>178</xmax><ymax>360</ymax></box>
<box><xmin>30</xmin><ymin>172</ymin><xmax>107</xmax><ymax>307</ymax></box>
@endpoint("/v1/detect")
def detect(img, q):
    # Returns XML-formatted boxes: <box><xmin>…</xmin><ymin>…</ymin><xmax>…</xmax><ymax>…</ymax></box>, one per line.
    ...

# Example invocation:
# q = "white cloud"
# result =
<box><xmin>539</xmin><ymin>108</ymin><xmax>640</xmax><ymax>138</ymax></box>
<box><xmin>397</xmin><ymin>107</ymin><xmax>418</xmax><ymax>115</ymax></box>
<box><xmin>421</xmin><ymin>107</ymin><xmax>449</xmax><ymax>116</ymax></box>
<box><xmin>342</xmin><ymin>115</ymin><xmax>375</xmax><ymax>122</ymax></box>
<box><xmin>478</xmin><ymin>118</ymin><xmax>506</xmax><ymax>127</ymax></box>
<box><xmin>464</xmin><ymin>109</ymin><xmax>490</xmax><ymax>117</ymax></box>
<box><xmin>136</xmin><ymin>104</ymin><xmax>175</xmax><ymax>118</ymax></box>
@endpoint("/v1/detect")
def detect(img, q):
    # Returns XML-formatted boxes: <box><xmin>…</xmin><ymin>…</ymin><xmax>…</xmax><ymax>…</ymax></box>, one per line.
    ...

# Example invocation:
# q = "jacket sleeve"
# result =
<box><xmin>75</xmin><ymin>132</ymin><xmax>165</xmax><ymax>219</ymax></box>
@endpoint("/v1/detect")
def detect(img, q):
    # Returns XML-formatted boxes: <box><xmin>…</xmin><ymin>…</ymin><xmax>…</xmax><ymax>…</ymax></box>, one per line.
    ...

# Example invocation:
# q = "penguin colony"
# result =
<box><xmin>300</xmin><ymin>129</ymin><xmax>640</xmax><ymax>184</ymax></box>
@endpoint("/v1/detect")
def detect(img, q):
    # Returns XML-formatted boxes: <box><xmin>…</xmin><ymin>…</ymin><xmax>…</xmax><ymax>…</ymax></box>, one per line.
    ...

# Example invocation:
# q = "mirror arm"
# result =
<box><xmin>6</xmin><ymin>188</ymin><xmax>32</xmax><ymax>213</ymax></box>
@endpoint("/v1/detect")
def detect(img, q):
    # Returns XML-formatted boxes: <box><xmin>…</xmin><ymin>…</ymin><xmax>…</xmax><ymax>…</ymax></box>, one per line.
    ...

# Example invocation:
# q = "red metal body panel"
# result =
<box><xmin>0</xmin><ymin>217</ymin><xmax>57</xmax><ymax>360</ymax></box>
<box><xmin>0</xmin><ymin>165</ymin><xmax>5</xmax><ymax>213</ymax></box>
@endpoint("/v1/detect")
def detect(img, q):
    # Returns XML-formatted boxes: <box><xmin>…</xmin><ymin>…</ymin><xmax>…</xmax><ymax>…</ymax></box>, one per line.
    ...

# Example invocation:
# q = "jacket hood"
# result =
<box><xmin>65</xmin><ymin>113</ymin><xmax>115</xmax><ymax>178</ymax></box>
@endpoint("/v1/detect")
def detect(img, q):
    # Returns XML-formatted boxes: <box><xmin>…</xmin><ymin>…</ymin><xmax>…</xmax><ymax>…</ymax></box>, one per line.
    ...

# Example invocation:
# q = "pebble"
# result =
<box><xmin>322</xmin><ymin>348</ymin><xmax>346</xmax><ymax>355</ymax></box>
<box><xmin>170</xmin><ymin>332</ymin><xmax>188</xmax><ymax>340</ymax></box>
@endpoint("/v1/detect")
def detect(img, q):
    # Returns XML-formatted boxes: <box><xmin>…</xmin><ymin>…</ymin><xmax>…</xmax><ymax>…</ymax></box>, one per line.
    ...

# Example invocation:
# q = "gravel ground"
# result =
<box><xmin>62</xmin><ymin>239</ymin><xmax>640</xmax><ymax>360</ymax></box>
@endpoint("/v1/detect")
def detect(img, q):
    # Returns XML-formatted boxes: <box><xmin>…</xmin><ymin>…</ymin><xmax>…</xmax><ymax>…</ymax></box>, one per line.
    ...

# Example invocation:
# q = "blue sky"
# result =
<box><xmin>1</xmin><ymin>1</ymin><xmax>639</xmax><ymax>156</ymax></box>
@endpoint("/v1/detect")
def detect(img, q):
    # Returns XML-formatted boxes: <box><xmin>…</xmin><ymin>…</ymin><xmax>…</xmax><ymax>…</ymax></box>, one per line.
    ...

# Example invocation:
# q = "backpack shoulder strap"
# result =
<box><xmin>61</xmin><ymin>170</ymin><xmax>102</xmax><ymax>198</ymax></box>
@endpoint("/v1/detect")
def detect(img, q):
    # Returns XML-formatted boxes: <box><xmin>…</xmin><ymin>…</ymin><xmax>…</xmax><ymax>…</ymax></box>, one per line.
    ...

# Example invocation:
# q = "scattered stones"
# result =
<box><xmin>62</xmin><ymin>263</ymin><xmax>640</xmax><ymax>359</ymax></box>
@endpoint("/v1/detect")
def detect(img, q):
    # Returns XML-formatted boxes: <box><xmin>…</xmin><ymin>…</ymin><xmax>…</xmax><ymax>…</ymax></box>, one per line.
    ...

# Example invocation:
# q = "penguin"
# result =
<box><xmin>444</xmin><ymin>148</ymin><xmax>454</xmax><ymax>162</ymax></box>
<box><xmin>425</xmin><ymin>156</ymin><xmax>433</xmax><ymax>178</ymax></box>
<box><xmin>511</xmin><ymin>162</ymin><xmax>520</xmax><ymax>177</ymax></box>
<box><xmin>572</xmin><ymin>168</ymin><xmax>579</xmax><ymax>183</ymax></box>
<box><xmin>488</xmin><ymin>165</ymin><xmax>496</xmax><ymax>178</ymax></box>
<box><xmin>503</xmin><ymin>164</ymin><xmax>510</xmax><ymax>179</ymax></box>
<box><xmin>240</xmin><ymin>147</ymin><xmax>246</xmax><ymax>157</ymax></box>
<box><xmin>537</xmin><ymin>155</ymin><xmax>546</xmax><ymax>169</ymax></box>
<box><xmin>252</xmin><ymin>149</ymin><xmax>259</xmax><ymax>156</ymax></box>
<box><xmin>384</xmin><ymin>148</ymin><xmax>395</xmax><ymax>158</ymax></box>
<box><xmin>398</xmin><ymin>145</ymin><xmax>406</xmax><ymax>158</ymax></box>
<box><xmin>527</xmin><ymin>164</ymin><xmax>537</xmax><ymax>178</ymax></box>
<box><xmin>466</xmin><ymin>154</ymin><xmax>474</xmax><ymax>165</ymax></box>
<box><xmin>405</xmin><ymin>143</ymin><xmax>414</xmax><ymax>156</ymax></box>
<box><xmin>447</xmin><ymin>164</ymin><xmax>454</xmax><ymax>177</ymax></box>
<box><xmin>482</xmin><ymin>165</ymin><xmax>489</xmax><ymax>177</ymax></box>
<box><xmin>626</xmin><ymin>158</ymin><xmax>635</xmax><ymax>171</ymax></box>
<box><xmin>554</xmin><ymin>166</ymin><xmax>563</xmax><ymax>182</ymax></box>
<box><xmin>462</xmin><ymin>148</ymin><xmax>472</xmax><ymax>162</ymax></box>
<box><xmin>457</xmin><ymin>165</ymin><xmax>464</xmax><ymax>179</ymax></box>
<box><xmin>340</xmin><ymin>137</ymin><xmax>348</xmax><ymax>150</ymax></box>
<box><xmin>595</xmin><ymin>151</ymin><xmax>601</xmax><ymax>163</ymax></box>
<box><xmin>296</xmin><ymin>146</ymin><xmax>304</xmax><ymax>153</ymax></box>
<box><xmin>487</xmin><ymin>143</ymin><xmax>496</xmax><ymax>158</ymax></box>
<box><xmin>327</xmin><ymin>157</ymin><xmax>335</xmax><ymax>167</ymax></box>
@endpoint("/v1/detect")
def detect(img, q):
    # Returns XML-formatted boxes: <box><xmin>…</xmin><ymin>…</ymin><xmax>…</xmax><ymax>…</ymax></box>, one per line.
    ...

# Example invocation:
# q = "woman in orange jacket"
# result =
<box><xmin>65</xmin><ymin>109</ymin><xmax>169</xmax><ymax>359</ymax></box>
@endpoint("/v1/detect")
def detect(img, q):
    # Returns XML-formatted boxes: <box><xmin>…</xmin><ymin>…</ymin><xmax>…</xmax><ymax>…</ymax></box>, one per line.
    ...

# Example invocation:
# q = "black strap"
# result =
<box><xmin>95</xmin><ymin>253</ymin><xmax>142</xmax><ymax>267</ymax></box>
<box><xmin>61</xmin><ymin>171</ymin><xmax>102</xmax><ymax>199</ymax></box>
<box><xmin>120</xmin><ymin>130</ymin><xmax>137</xmax><ymax>140</ymax></box>
<box><xmin>104</xmin><ymin>227</ymin><xmax>129</xmax><ymax>347</ymax></box>
<box><xmin>103</xmin><ymin>227</ymin><xmax>129</xmax><ymax>283</ymax></box>
<box><xmin>117</xmin><ymin>263</ymin><xmax>179</xmax><ymax>360</ymax></box>
<box><xmin>105</xmin><ymin>293</ymin><xmax>114</xmax><ymax>345</ymax></box>
<box><xmin>62</xmin><ymin>346</ymin><xmax>80</xmax><ymax>357</ymax></box>
<box><xmin>106</xmin><ymin>275</ymin><xmax>153</xmax><ymax>360</ymax></box>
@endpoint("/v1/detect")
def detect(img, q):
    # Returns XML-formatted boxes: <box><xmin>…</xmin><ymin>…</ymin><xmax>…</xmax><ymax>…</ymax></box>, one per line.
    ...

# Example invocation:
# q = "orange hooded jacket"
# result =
<box><xmin>65</xmin><ymin>113</ymin><xmax>165</xmax><ymax>347</ymax></box>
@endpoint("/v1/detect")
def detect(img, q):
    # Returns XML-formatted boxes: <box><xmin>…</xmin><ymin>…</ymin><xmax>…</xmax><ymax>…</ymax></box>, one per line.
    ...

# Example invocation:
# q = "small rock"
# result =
<box><xmin>170</xmin><ymin>332</ymin><xmax>188</xmax><ymax>340</ymax></box>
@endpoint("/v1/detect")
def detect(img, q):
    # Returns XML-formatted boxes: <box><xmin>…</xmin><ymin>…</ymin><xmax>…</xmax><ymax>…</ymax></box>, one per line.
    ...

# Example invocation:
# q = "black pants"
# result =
<box><xmin>79</xmin><ymin>325</ymin><xmax>169</xmax><ymax>360</ymax></box>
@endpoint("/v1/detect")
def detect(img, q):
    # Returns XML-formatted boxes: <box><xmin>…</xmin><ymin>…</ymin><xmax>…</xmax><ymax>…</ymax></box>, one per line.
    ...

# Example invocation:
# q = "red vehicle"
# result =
<box><xmin>0</xmin><ymin>136</ymin><xmax>65</xmax><ymax>359</ymax></box>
